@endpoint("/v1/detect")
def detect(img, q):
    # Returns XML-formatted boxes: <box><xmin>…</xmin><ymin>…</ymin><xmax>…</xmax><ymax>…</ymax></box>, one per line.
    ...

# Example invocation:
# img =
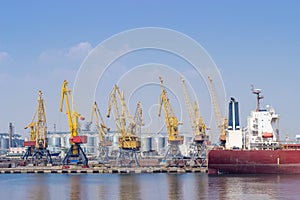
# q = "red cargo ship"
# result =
<box><xmin>208</xmin><ymin>147</ymin><xmax>300</xmax><ymax>174</ymax></box>
<box><xmin>208</xmin><ymin>86</ymin><xmax>300</xmax><ymax>174</ymax></box>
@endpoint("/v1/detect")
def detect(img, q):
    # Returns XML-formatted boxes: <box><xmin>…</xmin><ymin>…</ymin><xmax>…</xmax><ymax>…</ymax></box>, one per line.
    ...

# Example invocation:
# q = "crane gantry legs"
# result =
<box><xmin>188</xmin><ymin>142</ymin><xmax>206</xmax><ymax>167</ymax></box>
<box><xmin>62</xmin><ymin>144</ymin><xmax>88</xmax><ymax>167</ymax></box>
<box><xmin>165</xmin><ymin>142</ymin><xmax>183</xmax><ymax>160</ymax></box>
<box><xmin>116</xmin><ymin>149</ymin><xmax>140</xmax><ymax>167</ymax></box>
<box><xmin>23</xmin><ymin>91</ymin><xmax>52</xmax><ymax>166</ymax></box>
<box><xmin>31</xmin><ymin>148</ymin><xmax>52</xmax><ymax>165</ymax></box>
<box><xmin>60</xmin><ymin>80</ymin><xmax>89</xmax><ymax>168</ymax></box>
<box><xmin>22</xmin><ymin>147</ymin><xmax>53</xmax><ymax>165</ymax></box>
<box><xmin>98</xmin><ymin>146</ymin><xmax>110</xmax><ymax>164</ymax></box>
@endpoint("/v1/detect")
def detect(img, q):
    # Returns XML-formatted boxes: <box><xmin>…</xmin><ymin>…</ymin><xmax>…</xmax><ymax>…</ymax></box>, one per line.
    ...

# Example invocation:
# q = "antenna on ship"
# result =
<box><xmin>251</xmin><ymin>85</ymin><xmax>264</xmax><ymax>111</ymax></box>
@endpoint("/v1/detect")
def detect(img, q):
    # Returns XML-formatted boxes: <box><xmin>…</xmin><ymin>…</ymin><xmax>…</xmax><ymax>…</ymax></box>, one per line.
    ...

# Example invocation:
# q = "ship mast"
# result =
<box><xmin>251</xmin><ymin>85</ymin><xmax>264</xmax><ymax>111</ymax></box>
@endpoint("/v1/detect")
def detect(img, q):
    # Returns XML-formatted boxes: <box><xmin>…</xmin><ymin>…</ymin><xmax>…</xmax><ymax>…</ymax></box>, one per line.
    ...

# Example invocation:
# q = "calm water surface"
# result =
<box><xmin>0</xmin><ymin>173</ymin><xmax>299</xmax><ymax>200</ymax></box>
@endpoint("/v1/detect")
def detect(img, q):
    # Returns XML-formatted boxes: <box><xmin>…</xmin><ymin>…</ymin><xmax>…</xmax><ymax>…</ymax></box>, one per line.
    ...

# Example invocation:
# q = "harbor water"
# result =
<box><xmin>0</xmin><ymin>173</ymin><xmax>300</xmax><ymax>199</ymax></box>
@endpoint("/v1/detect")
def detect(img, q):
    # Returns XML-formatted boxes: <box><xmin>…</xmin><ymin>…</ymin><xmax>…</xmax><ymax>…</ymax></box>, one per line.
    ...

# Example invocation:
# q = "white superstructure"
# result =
<box><xmin>243</xmin><ymin>87</ymin><xmax>280</xmax><ymax>149</ymax></box>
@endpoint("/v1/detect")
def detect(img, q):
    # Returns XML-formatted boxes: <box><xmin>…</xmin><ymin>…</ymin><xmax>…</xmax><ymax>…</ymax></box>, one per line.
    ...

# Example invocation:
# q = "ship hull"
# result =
<box><xmin>208</xmin><ymin>149</ymin><xmax>300</xmax><ymax>174</ymax></box>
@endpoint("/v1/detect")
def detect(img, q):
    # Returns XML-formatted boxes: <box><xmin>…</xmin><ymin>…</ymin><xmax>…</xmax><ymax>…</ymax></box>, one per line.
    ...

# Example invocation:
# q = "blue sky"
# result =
<box><xmin>0</xmin><ymin>1</ymin><xmax>300</xmax><ymax>141</ymax></box>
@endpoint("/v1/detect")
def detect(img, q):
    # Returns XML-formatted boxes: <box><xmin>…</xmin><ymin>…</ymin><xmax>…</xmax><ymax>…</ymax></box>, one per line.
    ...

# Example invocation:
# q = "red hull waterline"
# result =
<box><xmin>208</xmin><ymin>149</ymin><xmax>300</xmax><ymax>174</ymax></box>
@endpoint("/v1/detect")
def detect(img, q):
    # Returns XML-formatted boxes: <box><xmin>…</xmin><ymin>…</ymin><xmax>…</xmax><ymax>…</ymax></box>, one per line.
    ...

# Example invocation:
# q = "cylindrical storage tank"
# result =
<box><xmin>1</xmin><ymin>137</ymin><xmax>9</xmax><ymax>149</ymax></box>
<box><xmin>19</xmin><ymin>139</ymin><xmax>25</xmax><ymax>147</ymax></box>
<box><xmin>113</xmin><ymin>133</ymin><xmax>120</xmax><ymax>147</ymax></box>
<box><xmin>61</xmin><ymin>135</ymin><xmax>70</xmax><ymax>148</ymax></box>
<box><xmin>47</xmin><ymin>135</ymin><xmax>61</xmax><ymax>147</ymax></box>
<box><xmin>87</xmin><ymin>136</ymin><xmax>95</xmax><ymax>147</ymax></box>
<box><xmin>185</xmin><ymin>136</ymin><xmax>193</xmax><ymax>145</ymax></box>
<box><xmin>141</xmin><ymin>137</ymin><xmax>152</xmax><ymax>152</ymax></box>
<box><xmin>153</xmin><ymin>135</ymin><xmax>167</xmax><ymax>152</ymax></box>
<box><xmin>12</xmin><ymin>138</ymin><xmax>23</xmax><ymax>147</ymax></box>
<box><xmin>165</xmin><ymin>136</ymin><xmax>169</xmax><ymax>146</ymax></box>
<box><xmin>47</xmin><ymin>137</ymin><xmax>52</xmax><ymax>147</ymax></box>
<box><xmin>10</xmin><ymin>138</ymin><xmax>15</xmax><ymax>147</ymax></box>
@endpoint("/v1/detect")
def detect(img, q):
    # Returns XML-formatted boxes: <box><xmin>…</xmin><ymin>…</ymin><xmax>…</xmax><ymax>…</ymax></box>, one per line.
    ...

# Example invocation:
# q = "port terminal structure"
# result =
<box><xmin>60</xmin><ymin>80</ymin><xmax>88</xmax><ymax>168</ymax></box>
<box><xmin>4</xmin><ymin>76</ymin><xmax>235</xmax><ymax>170</ymax></box>
<box><xmin>106</xmin><ymin>85</ymin><xmax>142</xmax><ymax>167</ymax></box>
<box><xmin>208</xmin><ymin>76</ymin><xmax>228</xmax><ymax>147</ymax></box>
<box><xmin>90</xmin><ymin>101</ymin><xmax>112</xmax><ymax>164</ymax></box>
<box><xmin>22</xmin><ymin>91</ymin><xmax>52</xmax><ymax>165</ymax></box>
<box><xmin>158</xmin><ymin>77</ymin><xmax>184</xmax><ymax>164</ymax></box>
<box><xmin>181</xmin><ymin>77</ymin><xmax>208</xmax><ymax>166</ymax></box>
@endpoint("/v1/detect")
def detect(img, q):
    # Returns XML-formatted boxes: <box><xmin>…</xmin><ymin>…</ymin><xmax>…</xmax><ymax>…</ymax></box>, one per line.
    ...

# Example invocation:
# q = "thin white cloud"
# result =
<box><xmin>39</xmin><ymin>42</ymin><xmax>93</xmax><ymax>63</ymax></box>
<box><xmin>0</xmin><ymin>51</ymin><xmax>9</xmax><ymax>61</ymax></box>
<box><xmin>66</xmin><ymin>42</ymin><xmax>93</xmax><ymax>61</ymax></box>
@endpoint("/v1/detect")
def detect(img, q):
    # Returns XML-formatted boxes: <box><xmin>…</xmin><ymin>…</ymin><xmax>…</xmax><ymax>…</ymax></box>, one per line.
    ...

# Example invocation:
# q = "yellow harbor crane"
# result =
<box><xmin>181</xmin><ymin>77</ymin><xmax>208</xmax><ymax>142</ymax></box>
<box><xmin>133</xmin><ymin>101</ymin><xmax>144</xmax><ymax>136</ymax></box>
<box><xmin>208</xmin><ymin>76</ymin><xmax>228</xmax><ymax>146</ymax></box>
<box><xmin>107</xmin><ymin>85</ymin><xmax>141</xmax><ymax>166</ymax></box>
<box><xmin>23</xmin><ymin>90</ymin><xmax>52</xmax><ymax>164</ymax></box>
<box><xmin>60</xmin><ymin>80</ymin><xmax>88</xmax><ymax>168</ymax></box>
<box><xmin>181</xmin><ymin>77</ymin><xmax>208</xmax><ymax>165</ymax></box>
<box><xmin>90</xmin><ymin>101</ymin><xmax>112</xmax><ymax>163</ymax></box>
<box><xmin>158</xmin><ymin>76</ymin><xmax>184</xmax><ymax>159</ymax></box>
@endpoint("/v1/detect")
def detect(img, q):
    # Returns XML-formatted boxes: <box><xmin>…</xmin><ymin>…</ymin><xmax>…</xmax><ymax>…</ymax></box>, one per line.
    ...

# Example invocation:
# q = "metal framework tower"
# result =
<box><xmin>90</xmin><ymin>101</ymin><xmax>112</xmax><ymax>164</ymax></box>
<box><xmin>22</xmin><ymin>91</ymin><xmax>52</xmax><ymax>165</ymax></box>
<box><xmin>181</xmin><ymin>77</ymin><xmax>208</xmax><ymax>166</ymax></box>
<box><xmin>107</xmin><ymin>85</ymin><xmax>141</xmax><ymax>167</ymax></box>
<box><xmin>208</xmin><ymin>76</ymin><xmax>228</xmax><ymax>147</ymax></box>
<box><xmin>158</xmin><ymin>77</ymin><xmax>184</xmax><ymax>163</ymax></box>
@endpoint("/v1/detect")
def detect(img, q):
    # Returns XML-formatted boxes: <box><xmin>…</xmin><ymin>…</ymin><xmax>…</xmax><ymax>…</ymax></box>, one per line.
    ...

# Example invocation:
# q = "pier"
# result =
<box><xmin>0</xmin><ymin>166</ymin><xmax>207</xmax><ymax>174</ymax></box>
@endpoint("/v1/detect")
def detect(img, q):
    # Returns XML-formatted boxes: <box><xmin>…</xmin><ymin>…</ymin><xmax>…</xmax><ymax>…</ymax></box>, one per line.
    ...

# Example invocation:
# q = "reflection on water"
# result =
<box><xmin>118</xmin><ymin>175</ymin><xmax>141</xmax><ymax>200</ymax></box>
<box><xmin>1</xmin><ymin>173</ymin><xmax>300</xmax><ymax>199</ymax></box>
<box><xmin>27</xmin><ymin>175</ymin><xmax>49</xmax><ymax>200</ymax></box>
<box><xmin>68</xmin><ymin>175</ymin><xmax>86</xmax><ymax>200</ymax></box>
<box><xmin>167</xmin><ymin>174</ymin><xmax>183</xmax><ymax>200</ymax></box>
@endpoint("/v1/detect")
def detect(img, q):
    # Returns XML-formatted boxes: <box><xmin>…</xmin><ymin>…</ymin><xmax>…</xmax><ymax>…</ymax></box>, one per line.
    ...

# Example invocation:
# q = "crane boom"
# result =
<box><xmin>60</xmin><ymin>80</ymin><xmax>77</xmax><ymax>139</ymax></box>
<box><xmin>158</xmin><ymin>76</ymin><xmax>184</xmax><ymax>144</ymax></box>
<box><xmin>107</xmin><ymin>85</ymin><xmax>140</xmax><ymax>150</ymax></box>
<box><xmin>91</xmin><ymin>101</ymin><xmax>111</xmax><ymax>146</ymax></box>
<box><xmin>181</xmin><ymin>77</ymin><xmax>207</xmax><ymax>138</ymax></box>
<box><xmin>23</xmin><ymin>91</ymin><xmax>52</xmax><ymax>164</ymax></box>
<box><xmin>181</xmin><ymin>77</ymin><xmax>195</xmax><ymax>133</ymax></box>
<box><xmin>24</xmin><ymin>91</ymin><xmax>47</xmax><ymax>147</ymax></box>
<box><xmin>36</xmin><ymin>90</ymin><xmax>47</xmax><ymax>148</ymax></box>
<box><xmin>208</xmin><ymin>76</ymin><xmax>227</xmax><ymax>146</ymax></box>
<box><xmin>60</xmin><ymin>80</ymin><xmax>86</xmax><ymax>140</ymax></box>
<box><xmin>60</xmin><ymin>80</ymin><xmax>88</xmax><ymax>167</ymax></box>
<box><xmin>24</xmin><ymin>121</ymin><xmax>36</xmax><ymax>144</ymax></box>
<box><xmin>133</xmin><ymin>101</ymin><xmax>144</xmax><ymax>136</ymax></box>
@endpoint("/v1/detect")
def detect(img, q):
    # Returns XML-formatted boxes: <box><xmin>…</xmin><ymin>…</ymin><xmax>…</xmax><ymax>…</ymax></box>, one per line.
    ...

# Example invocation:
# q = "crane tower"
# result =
<box><xmin>208</xmin><ymin>76</ymin><xmax>228</xmax><ymax>147</ymax></box>
<box><xmin>181</xmin><ymin>77</ymin><xmax>208</xmax><ymax>165</ymax></box>
<box><xmin>107</xmin><ymin>85</ymin><xmax>141</xmax><ymax>166</ymax></box>
<box><xmin>60</xmin><ymin>80</ymin><xmax>88</xmax><ymax>168</ymax></box>
<box><xmin>158</xmin><ymin>76</ymin><xmax>184</xmax><ymax>161</ymax></box>
<box><xmin>90</xmin><ymin>101</ymin><xmax>112</xmax><ymax>164</ymax></box>
<box><xmin>22</xmin><ymin>91</ymin><xmax>52</xmax><ymax>165</ymax></box>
